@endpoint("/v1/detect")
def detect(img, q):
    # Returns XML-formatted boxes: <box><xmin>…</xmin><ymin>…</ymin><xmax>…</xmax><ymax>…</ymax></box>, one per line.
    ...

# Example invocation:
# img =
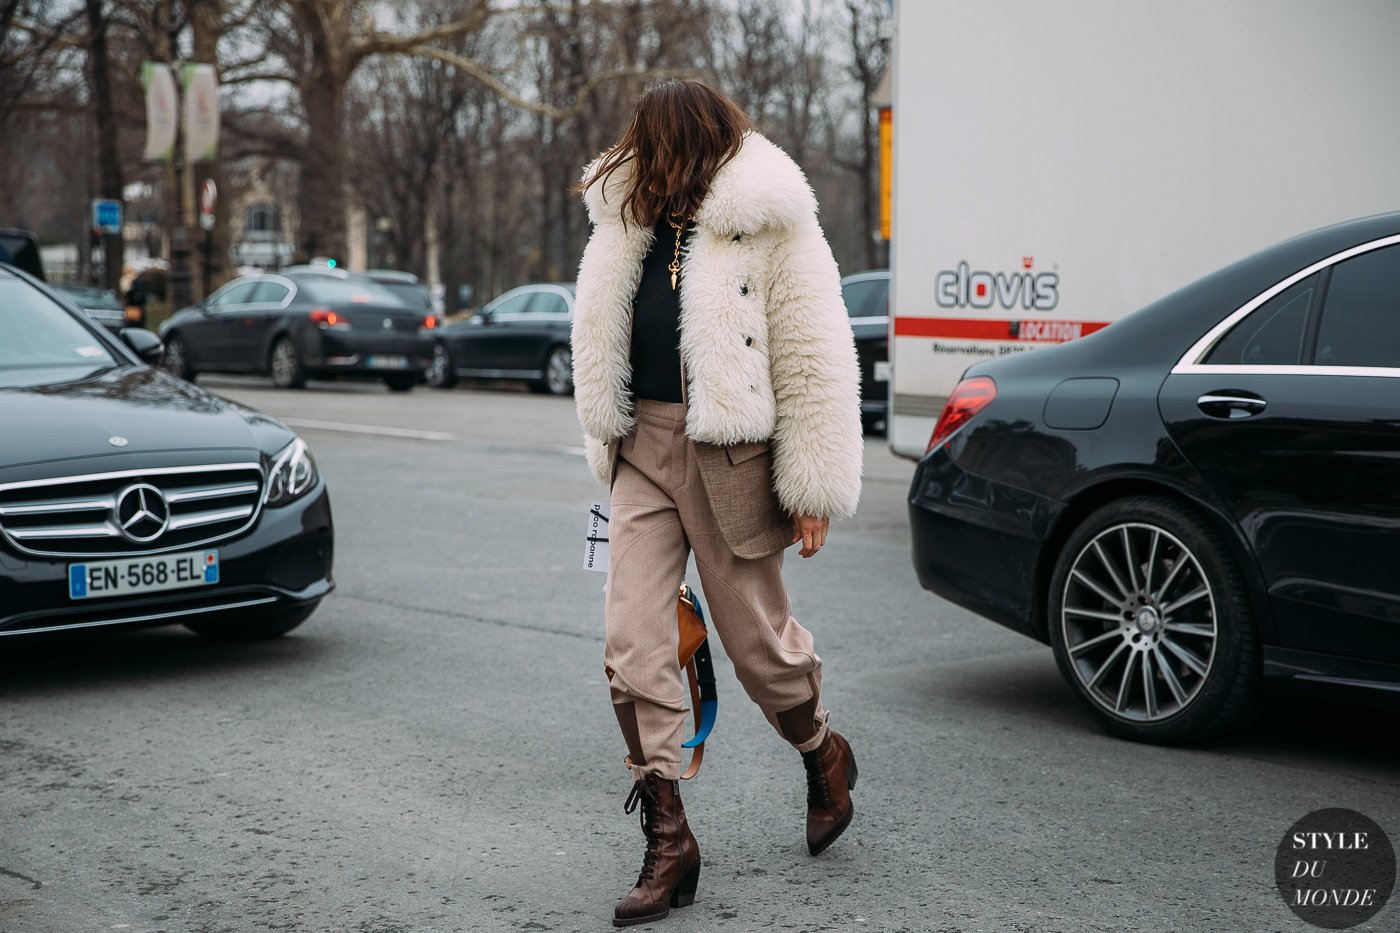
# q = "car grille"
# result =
<box><xmin>0</xmin><ymin>463</ymin><xmax>265</xmax><ymax>558</ymax></box>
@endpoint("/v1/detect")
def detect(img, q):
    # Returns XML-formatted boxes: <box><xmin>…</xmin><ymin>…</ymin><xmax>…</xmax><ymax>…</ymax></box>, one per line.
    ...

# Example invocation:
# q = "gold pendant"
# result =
<box><xmin>668</xmin><ymin>260</ymin><xmax>680</xmax><ymax>290</ymax></box>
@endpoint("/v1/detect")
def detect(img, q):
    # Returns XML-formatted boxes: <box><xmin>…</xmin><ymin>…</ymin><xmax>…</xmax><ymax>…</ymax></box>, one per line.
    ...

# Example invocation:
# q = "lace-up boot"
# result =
<box><xmin>801</xmin><ymin>729</ymin><xmax>857</xmax><ymax>855</ymax></box>
<box><xmin>614</xmin><ymin>775</ymin><xmax>701</xmax><ymax>927</ymax></box>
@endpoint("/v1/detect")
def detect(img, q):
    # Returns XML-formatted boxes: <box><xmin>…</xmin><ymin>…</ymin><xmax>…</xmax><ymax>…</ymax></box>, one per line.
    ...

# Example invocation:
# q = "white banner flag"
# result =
<box><xmin>182</xmin><ymin>64</ymin><xmax>220</xmax><ymax>163</ymax></box>
<box><xmin>142</xmin><ymin>62</ymin><xmax>177</xmax><ymax>162</ymax></box>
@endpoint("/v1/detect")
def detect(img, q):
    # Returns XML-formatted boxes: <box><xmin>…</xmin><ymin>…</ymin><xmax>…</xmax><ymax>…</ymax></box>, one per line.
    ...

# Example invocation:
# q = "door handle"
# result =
<box><xmin>1197</xmin><ymin>391</ymin><xmax>1267</xmax><ymax>419</ymax></box>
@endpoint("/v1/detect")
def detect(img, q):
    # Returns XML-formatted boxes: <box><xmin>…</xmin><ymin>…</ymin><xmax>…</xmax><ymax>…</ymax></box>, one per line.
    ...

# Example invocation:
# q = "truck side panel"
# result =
<box><xmin>890</xmin><ymin>0</ymin><xmax>1400</xmax><ymax>457</ymax></box>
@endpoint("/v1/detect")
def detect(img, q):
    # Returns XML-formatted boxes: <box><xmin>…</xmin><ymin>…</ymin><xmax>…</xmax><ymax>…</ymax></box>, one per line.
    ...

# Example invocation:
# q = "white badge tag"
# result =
<box><xmin>583</xmin><ymin>500</ymin><xmax>610</xmax><ymax>573</ymax></box>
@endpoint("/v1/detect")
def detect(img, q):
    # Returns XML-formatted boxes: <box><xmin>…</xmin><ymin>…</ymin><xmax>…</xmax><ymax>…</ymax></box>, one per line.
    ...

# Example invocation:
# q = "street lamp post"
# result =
<box><xmin>165</xmin><ymin>0</ymin><xmax>193</xmax><ymax>310</ymax></box>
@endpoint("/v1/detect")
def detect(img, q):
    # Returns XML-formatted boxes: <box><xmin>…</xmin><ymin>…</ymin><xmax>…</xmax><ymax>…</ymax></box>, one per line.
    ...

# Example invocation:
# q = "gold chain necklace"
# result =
<box><xmin>666</xmin><ymin>212</ymin><xmax>690</xmax><ymax>290</ymax></box>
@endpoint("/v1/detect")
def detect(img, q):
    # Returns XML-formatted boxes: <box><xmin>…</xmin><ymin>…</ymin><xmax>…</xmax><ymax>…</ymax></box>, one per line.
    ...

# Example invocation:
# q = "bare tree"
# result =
<box><xmin>839</xmin><ymin>0</ymin><xmax>886</xmax><ymax>269</ymax></box>
<box><xmin>230</xmin><ymin>0</ymin><xmax>491</xmax><ymax>262</ymax></box>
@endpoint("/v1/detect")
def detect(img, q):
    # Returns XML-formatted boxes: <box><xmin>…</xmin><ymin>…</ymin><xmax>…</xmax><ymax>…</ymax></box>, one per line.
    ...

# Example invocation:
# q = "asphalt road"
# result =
<box><xmin>2</xmin><ymin>376</ymin><xmax>1397</xmax><ymax>933</ymax></box>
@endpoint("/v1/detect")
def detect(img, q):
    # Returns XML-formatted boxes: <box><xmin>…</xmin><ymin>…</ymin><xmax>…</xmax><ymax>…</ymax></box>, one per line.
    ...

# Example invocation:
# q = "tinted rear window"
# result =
<box><xmin>1314</xmin><ymin>245</ymin><xmax>1400</xmax><ymax>368</ymax></box>
<box><xmin>296</xmin><ymin>277</ymin><xmax>410</xmax><ymax>307</ymax></box>
<box><xmin>377</xmin><ymin>281</ymin><xmax>432</xmax><ymax>309</ymax></box>
<box><xmin>1205</xmin><ymin>273</ymin><xmax>1319</xmax><ymax>366</ymax></box>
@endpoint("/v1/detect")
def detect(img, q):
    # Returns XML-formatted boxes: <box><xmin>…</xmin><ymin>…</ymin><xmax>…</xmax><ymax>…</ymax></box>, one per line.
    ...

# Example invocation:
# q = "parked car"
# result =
<box><xmin>426</xmin><ymin>282</ymin><xmax>575</xmax><ymax>395</ymax></box>
<box><xmin>909</xmin><ymin>212</ymin><xmax>1400</xmax><ymax>744</ymax></box>
<box><xmin>841</xmin><ymin>270</ymin><xmax>889</xmax><ymax>433</ymax></box>
<box><xmin>366</xmin><ymin>269</ymin><xmax>433</xmax><ymax>311</ymax></box>
<box><xmin>0</xmin><ymin>227</ymin><xmax>43</xmax><ymax>280</ymax></box>
<box><xmin>0</xmin><ymin>264</ymin><xmax>333</xmax><ymax>641</ymax></box>
<box><xmin>51</xmin><ymin>283</ymin><xmax>126</xmax><ymax>334</ymax></box>
<box><xmin>159</xmin><ymin>268</ymin><xmax>435</xmax><ymax>391</ymax></box>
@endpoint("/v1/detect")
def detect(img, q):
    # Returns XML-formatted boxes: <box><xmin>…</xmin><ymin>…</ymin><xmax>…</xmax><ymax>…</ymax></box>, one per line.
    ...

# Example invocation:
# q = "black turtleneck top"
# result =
<box><xmin>628</xmin><ymin>216</ymin><xmax>692</xmax><ymax>403</ymax></box>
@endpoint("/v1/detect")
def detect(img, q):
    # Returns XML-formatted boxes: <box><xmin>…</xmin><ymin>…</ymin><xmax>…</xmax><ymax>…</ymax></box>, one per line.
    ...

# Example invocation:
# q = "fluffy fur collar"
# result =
<box><xmin>581</xmin><ymin>132</ymin><xmax>818</xmax><ymax>236</ymax></box>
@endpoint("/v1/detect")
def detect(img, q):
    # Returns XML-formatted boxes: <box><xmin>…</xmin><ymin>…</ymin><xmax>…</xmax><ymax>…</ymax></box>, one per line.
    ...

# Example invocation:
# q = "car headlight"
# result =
<box><xmin>264</xmin><ymin>438</ymin><xmax>319</xmax><ymax>506</ymax></box>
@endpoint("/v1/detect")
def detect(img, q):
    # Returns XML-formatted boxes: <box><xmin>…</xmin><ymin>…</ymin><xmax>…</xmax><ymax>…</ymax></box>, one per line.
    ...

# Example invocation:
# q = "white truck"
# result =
<box><xmin>887</xmin><ymin>0</ymin><xmax>1400</xmax><ymax>458</ymax></box>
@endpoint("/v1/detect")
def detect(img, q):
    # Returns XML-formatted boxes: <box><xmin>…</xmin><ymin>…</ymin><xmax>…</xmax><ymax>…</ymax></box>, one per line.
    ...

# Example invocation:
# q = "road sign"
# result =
<box><xmin>92</xmin><ymin>199</ymin><xmax>123</xmax><ymax>235</ymax></box>
<box><xmin>199</xmin><ymin>179</ymin><xmax>217</xmax><ymax>232</ymax></box>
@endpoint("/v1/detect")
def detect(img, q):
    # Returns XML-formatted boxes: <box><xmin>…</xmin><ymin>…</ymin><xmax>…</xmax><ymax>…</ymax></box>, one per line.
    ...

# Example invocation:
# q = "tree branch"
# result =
<box><xmin>10</xmin><ymin>13</ymin><xmax>87</xmax><ymax>51</ymax></box>
<box><xmin>349</xmin><ymin>6</ymin><xmax>492</xmax><ymax>71</ymax></box>
<box><xmin>222</xmin><ymin>68</ymin><xmax>298</xmax><ymax>85</ymax></box>
<box><xmin>400</xmin><ymin>46</ymin><xmax>565</xmax><ymax>117</ymax></box>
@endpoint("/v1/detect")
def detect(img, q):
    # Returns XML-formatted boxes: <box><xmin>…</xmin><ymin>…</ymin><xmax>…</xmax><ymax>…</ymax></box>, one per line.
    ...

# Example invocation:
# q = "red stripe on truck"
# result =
<box><xmin>893</xmin><ymin>317</ymin><xmax>1111</xmax><ymax>342</ymax></box>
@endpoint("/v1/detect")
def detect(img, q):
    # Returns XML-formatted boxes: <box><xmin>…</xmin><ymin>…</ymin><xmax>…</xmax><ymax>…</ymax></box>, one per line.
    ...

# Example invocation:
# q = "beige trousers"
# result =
<box><xmin>605</xmin><ymin>398</ymin><xmax>830</xmax><ymax>781</ymax></box>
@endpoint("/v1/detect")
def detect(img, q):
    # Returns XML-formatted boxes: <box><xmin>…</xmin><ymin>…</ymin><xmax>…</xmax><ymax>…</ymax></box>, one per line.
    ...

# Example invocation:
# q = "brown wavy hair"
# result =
<box><xmin>576</xmin><ymin>80</ymin><xmax>752</xmax><ymax>227</ymax></box>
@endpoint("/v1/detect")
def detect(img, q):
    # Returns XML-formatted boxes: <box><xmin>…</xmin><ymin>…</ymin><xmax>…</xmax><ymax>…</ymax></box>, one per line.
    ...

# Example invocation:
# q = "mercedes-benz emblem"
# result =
<box><xmin>109</xmin><ymin>436</ymin><xmax>129</xmax><ymax>447</ymax></box>
<box><xmin>114</xmin><ymin>483</ymin><xmax>170</xmax><ymax>543</ymax></box>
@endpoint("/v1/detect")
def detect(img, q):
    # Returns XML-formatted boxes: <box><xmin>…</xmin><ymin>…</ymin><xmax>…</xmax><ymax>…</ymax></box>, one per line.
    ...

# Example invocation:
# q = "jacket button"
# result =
<box><xmin>739</xmin><ymin>284</ymin><xmax>749</xmax><ymax>296</ymax></box>
<box><xmin>744</xmin><ymin>336</ymin><xmax>752</xmax><ymax>346</ymax></box>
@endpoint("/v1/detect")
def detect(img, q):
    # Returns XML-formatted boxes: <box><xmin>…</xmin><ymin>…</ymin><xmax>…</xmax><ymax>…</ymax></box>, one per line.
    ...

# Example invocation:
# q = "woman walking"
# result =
<box><xmin>571</xmin><ymin>80</ymin><xmax>864</xmax><ymax>927</ymax></box>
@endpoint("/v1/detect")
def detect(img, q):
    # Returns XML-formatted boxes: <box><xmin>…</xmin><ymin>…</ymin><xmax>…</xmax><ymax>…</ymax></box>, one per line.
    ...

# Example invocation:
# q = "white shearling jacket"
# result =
<box><xmin>570</xmin><ymin>132</ymin><xmax>863</xmax><ymax>520</ymax></box>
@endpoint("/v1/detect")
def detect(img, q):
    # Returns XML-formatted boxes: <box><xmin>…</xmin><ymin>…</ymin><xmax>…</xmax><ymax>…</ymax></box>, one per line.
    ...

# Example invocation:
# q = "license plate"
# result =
<box><xmin>68</xmin><ymin>549</ymin><xmax>219</xmax><ymax>600</ymax></box>
<box><xmin>367</xmin><ymin>354</ymin><xmax>408</xmax><ymax>369</ymax></box>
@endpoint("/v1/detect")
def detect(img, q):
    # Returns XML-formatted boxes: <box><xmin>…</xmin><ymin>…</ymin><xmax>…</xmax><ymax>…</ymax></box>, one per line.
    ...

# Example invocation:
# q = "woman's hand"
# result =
<box><xmin>790</xmin><ymin>514</ymin><xmax>830</xmax><ymax>558</ymax></box>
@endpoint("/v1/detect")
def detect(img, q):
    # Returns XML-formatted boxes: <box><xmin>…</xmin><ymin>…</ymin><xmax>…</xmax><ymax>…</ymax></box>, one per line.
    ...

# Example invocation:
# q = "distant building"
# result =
<box><xmin>230</xmin><ymin>160</ymin><xmax>296</xmax><ymax>270</ymax></box>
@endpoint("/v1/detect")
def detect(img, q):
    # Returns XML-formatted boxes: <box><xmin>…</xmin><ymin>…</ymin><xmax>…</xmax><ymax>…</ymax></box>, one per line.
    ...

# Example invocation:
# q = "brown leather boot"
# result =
<box><xmin>801</xmin><ymin>729</ymin><xmax>857</xmax><ymax>855</ymax></box>
<box><xmin>613</xmin><ymin>775</ymin><xmax>701</xmax><ymax>927</ymax></box>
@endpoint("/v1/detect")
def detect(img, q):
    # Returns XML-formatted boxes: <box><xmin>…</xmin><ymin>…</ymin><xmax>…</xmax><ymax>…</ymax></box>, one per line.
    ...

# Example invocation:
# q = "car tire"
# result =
<box><xmin>270</xmin><ymin>336</ymin><xmax>307</xmax><ymax>389</ymax></box>
<box><xmin>163</xmin><ymin>334</ymin><xmax>197</xmax><ymax>382</ymax></box>
<box><xmin>426</xmin><ymin>342</ymin><xmax>457</xmax><ymax>389</ymax></box>
<box><xmin>537</xmin><ymin>345</ymin><xmax>573</xmax><ymax>396</ymax></box>
<box><xmin>1047</xmin><ymin>495</ymin><xmax>1259</xmax><ymax>745</ymax></box>
<box><xmin>184</xmin><ymin>602</ymin><xmax>319</xmax><ymax>641</ymax></box>
<box><xmin>383</xmin><ymin>373</ymin><xmax>416</xmax><ymax>393</ymax></box>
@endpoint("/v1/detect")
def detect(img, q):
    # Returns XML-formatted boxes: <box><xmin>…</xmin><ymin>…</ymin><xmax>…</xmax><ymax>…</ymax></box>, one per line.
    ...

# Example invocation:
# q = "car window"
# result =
<box><xmin>1314</xmin><ymin>244</ymin><xmax>1400</xmax><ymax>367</ymax></box>
<box><xmin>375</xmin><ymin>281</ymin><xmax>432</xmax><ymax>310</ymax></box>
<box><xmin>868</xmin><ymin>278</ymin><xmax>890</xmax><ymax>317</ymax></box>
<box><xmin>210</xmin><ymin>282</ymin><xmax>259</xmax><ymax>308</ymax></box>
<box><xmin>55</xmin><ymin>285</ymin><xmax>122</xmax><ymax>310</ymax></box>
<box><xmin>530</xmin><ymin>292</ymin><xmax>569</xmax><ymax>315</ymax></box>
<box><xmin>489</xmin><ymin>292</ymin><xmax>534</xmax><ymax>317</ymax></box>
<box><xmin>295</xmin><ymin>276</ymin><xmax>409</xmax><ymax>307</ymax></box>
<box><xmin>842</xmin><ymin>279</ymin><xmax>883</xmax><ymax>317</ymax></box>
<box><xmin>1204</xmin><ymin>273</ymin><xmax>1320</xmax><ymax>366</ymax></box>
<box><xmin>250</xmin><ymin>281</ymin><xmax>290</xmax><ymax>304</ymax></box>
<box><xmin>0</xmin><ymin>278</ymin><xmax>119</xmax><ymax>387</ymax></box>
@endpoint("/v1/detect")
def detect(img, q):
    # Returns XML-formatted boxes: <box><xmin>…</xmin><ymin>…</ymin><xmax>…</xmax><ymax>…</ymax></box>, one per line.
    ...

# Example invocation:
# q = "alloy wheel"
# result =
<box><xmin>271</xmin><ymin>339</ymin><xmax>301</xmax><ymax>388</ymax></box>
<box><xmin>164</xmin><ymin>338</ymin><xmax>188</xmax><ymax>380</ymax></box>
<box><xmin>428</xmin><ymin>343</ymin><xmax>452</xmax><ymax>388</ymax></box>
<box><xmin>546</xmin><ymin>346</ymin><xmax>573</xmax><ymax>395</ymax></box>
<box><xmin>1059</xmin><ymin>522</ymin><xmax>1217</xmax><ymax>723</ymax></box>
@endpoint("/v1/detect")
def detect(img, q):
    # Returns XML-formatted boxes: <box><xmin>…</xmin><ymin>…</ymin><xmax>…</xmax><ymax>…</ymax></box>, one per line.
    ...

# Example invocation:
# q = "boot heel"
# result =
<box><xmin>847</xmin><ymin>755</ymin><xmax>859</xmax><ymax>790</ymax></box>
<box><xmin>670</xmin><ymin>861</ymin><xmax>700</xmax><ymax>909</ymax></box>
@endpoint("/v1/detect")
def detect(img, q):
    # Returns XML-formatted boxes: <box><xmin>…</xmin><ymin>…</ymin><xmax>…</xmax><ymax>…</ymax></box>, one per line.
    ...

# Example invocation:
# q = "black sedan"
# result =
<box><xmin>0</xmin><ymin>264</ymin><xmax>333</xmax><ymax>641</ymax></box>
<box><xmin>52</xmin><ymin>282</ymin><xmax>128</xmax><ymax>334</ymax></box>
<box><xmin>909</xmin><ymin>212</ymin><xmax>1400</xmax><ymax>744</ymax></box>
<box><xmin>426</xmin><ymin>283</ymin><xmax>575</xmax><ymax>395</ymax></box>
<box><xmin>841</xmin><ymin>270</ymin><xmax>890</xmax><ymax>433</ymax></box>
<box><xmin>160</xmin><ymin>268</ymin><xmax>435</xmax><ymax>391</ymax></box>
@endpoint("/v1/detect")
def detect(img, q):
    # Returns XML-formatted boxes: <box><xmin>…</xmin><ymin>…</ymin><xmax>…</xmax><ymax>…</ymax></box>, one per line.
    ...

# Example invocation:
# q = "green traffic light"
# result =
<box><xmin>326</xmin><ymin>258</ymin><xmax>337</xmax><ymax>268</ymax></box>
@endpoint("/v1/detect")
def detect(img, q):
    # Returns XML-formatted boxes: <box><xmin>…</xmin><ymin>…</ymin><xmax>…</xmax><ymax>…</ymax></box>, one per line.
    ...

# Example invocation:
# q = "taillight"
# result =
<box><xmin>422</xmin><ymin>315</ymin><xmax>438</xmax><ymax>330</ymax></box>
<box><xmin>309</xmin><ymin>308</ymin><xmax>348</xmax><ymax>328</ymax></box>
<box><xmin>926</xmin><ymin>376</ymin><xmax>997</xmax><ymax>453</ymax></box>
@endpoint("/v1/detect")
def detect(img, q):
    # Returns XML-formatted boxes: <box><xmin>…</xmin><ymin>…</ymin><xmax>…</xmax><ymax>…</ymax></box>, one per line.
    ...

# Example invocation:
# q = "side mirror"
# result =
<box><xmin>476</xmin><ymin>308</ymin><xmax>493</xmax><ymax>324</ymax></box>
<box><xmin>119</xmin><ymin>327</ymin><xmax>164</xmax><ymax>365</ymax></box>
